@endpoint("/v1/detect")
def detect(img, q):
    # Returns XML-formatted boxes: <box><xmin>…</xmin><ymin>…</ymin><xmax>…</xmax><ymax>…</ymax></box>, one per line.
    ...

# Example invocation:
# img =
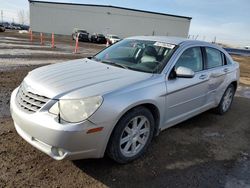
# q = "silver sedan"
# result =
<box><xmin>10</xmin><ymin>36</ymin><xmax>239</xmax><ymax>163</ymax></box>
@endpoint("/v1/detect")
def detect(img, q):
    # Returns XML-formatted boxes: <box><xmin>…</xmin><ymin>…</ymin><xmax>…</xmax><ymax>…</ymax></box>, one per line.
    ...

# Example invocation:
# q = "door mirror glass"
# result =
<box><xmin>176</xmin><ymin>66</ymin><xmax>195</xmax><ymax>78</ymax></box>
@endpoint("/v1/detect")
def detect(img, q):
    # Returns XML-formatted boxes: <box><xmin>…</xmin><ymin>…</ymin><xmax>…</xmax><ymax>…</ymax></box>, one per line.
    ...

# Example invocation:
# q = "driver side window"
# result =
<box><xmin>175</xmin><ymin>47</ymin><xmax>203</xmax><ymax>72</ymax></box>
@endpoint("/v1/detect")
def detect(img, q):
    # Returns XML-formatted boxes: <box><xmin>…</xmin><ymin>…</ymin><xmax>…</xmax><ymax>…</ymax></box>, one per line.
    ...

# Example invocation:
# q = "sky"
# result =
<box><xmin>0</xmin><ymin>0</ymin><xmax>250</xmax><ymax>46</ymax></box>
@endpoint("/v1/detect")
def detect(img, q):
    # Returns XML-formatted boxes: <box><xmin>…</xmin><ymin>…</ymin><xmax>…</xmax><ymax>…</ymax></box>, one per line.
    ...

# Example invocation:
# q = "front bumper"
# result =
<box><xmin>10</xmin><ymin>88</ymin><xmax>111</xmax><ymax>160</ymax></box>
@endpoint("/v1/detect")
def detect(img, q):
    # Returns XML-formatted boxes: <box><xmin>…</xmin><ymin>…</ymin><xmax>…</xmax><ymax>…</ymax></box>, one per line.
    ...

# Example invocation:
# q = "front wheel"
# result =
<box><xmin>215</xmin><ymin>84</ymin><xmax>235</xmax><ymax>114</ymax></box>
<box><xmin>107</xmin><ymin>107</ymin><xmax>155</xmax><ymax>163</ymax></box>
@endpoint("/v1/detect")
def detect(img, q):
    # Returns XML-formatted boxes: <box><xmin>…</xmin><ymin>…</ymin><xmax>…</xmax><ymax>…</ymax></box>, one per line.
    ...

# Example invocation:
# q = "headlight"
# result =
<box><xmin>49</xmin><ymin>96</ymin><xmax>103</xmax><ymax>123</ymax></box>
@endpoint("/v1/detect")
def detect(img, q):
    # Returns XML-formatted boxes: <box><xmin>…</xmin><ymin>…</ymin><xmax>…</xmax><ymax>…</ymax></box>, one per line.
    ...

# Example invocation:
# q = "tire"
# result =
<box><xmin>215</xmin><ymin>84</ymin><xmax>235</xmax><ymax>115</ymax></box>
<box><xmin>107</xmin><ymin>107</ymin><xmax>155</xmax><ymax>164</ymax></box>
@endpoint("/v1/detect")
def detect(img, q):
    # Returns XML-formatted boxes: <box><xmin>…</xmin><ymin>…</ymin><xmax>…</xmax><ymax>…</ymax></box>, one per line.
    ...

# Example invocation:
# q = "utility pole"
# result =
<box><xmin>1</xmin><ymin>10</ymin><xmax>3</xmax><ymax>24</ymax></box>
<box><xmin>213</xmin><ymin>36</ymin><xmax>217</xmax><ymax>44</ymax></box>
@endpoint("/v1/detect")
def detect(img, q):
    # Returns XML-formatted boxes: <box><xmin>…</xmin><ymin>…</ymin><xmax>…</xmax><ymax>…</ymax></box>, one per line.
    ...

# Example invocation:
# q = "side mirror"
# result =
<box><xmin>176</xmin><ymin>66</ymin><xmax>195</xmax><ymax>78</ymax></box>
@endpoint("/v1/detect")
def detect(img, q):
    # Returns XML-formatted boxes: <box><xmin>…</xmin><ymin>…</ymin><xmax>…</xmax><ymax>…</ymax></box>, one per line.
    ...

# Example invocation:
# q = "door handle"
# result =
<box><xmin>223</xmin><ymin>68</ymin><xmax>229</xmax><ymax>73</ymax></box>
<box><xmin>199</xmin><ymin>74</ymin><xmax>207</xmax><ymax>80</ymax></box>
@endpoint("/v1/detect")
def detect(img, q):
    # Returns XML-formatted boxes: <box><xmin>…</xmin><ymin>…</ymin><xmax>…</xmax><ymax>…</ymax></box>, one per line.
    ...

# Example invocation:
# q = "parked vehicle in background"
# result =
<box><xmin>245</xmin><ymin>46</ymin><xmax>250</xmax><ymax>49</ymax></box>
<box><xmin>2</xmin><ymin>22</ymin><xmax>10</xmax><ymax>29</ymax></box>
<box><xmin>0</xmin><ymin>24</ymin><xmax>5</xmax><ymax>32</ymax></box>
<box><xmin>20</xmin><ymin>25</ymin><xmax>30</xmax><ymax>30</ymax></box>
<box><xmin>106</xmin><ymin>34</ymin><xmax>121</xmax><ymax>44</ymax></box>
<box><xmin>10</xmin><ymin>36</ymin><xmax>239</xmax><ymax>164</ymax></box>
<box><xmin>4</xmin><ymin>24</ymin><xmax>14</xmax><ymax>29</ymax></box>
<box><xmin>3</xmin><ymin>23</ymin><xmax>27</xmax><ymax>30</ymax></box>
<box><xmin>72</xmin><ymin>28</ymin><xmax>89</xmax><ymax>42</ymax></box>
<box><xmin>13</xmin><ymin>24</ymin><xmax>22</xmax><ymax>30</ymax></box>
<box><xmin>90</xmin><ymin>33</ymin><xmax>107</xmax><ymax>44</ymax></box>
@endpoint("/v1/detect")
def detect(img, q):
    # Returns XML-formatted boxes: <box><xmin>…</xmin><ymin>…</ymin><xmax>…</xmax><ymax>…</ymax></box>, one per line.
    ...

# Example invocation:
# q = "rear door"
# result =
<box><xmin>204</xmin><ymin>47</ymin><xmax>230</xmax><ymax>105</ymax></box>
<box><xmin>164</xmin><ymin>47</ymin><xmax>209</xmax><ymax>126</ymax></box>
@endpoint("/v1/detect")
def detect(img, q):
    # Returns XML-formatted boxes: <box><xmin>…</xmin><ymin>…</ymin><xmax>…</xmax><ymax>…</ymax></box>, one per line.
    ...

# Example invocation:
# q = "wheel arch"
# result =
<box><xmin>139</xmin><ymin>103</ymin><xmax>161</xmax><ymax>136</ymax></box>
<box><xmin>230</xmin><ymin>80</ymin><xmax>237</xmax><ymax>91</ymax></box>
<box><xmin>117</xmin><ymin>103</ymin><xmax>161</xmax><ymax>136</ymax></box>
<box><xmin>104</xmin><ymin>102</ymin><xmax>161</xmax><ymax>155</ymax></box>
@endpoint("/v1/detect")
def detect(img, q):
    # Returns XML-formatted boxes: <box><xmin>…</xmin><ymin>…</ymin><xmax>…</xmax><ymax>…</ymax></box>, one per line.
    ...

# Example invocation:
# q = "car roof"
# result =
<box><xmin>127</xmin><ymin>36</ymin><xmax>232</xmax><ymax>61</ymax></box>
<box><xmin>127</xmin><ymin>36</ymin><xmax>212</xmax><ymax>46</ymax></box>
<box><xmin>93</xmin><ymin>33</ymin><xmax>104</xmax><ymax>35</ymax></box>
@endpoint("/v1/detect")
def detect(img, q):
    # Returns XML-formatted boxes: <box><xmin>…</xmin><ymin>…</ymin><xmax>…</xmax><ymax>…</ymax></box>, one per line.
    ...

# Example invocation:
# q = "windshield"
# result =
<box><xmin>78</xmin><ymin>30</ymin><xmax>87</xmax><ymax>33</ymax></box>
<box><xmin>94</xmin><ymin>39</ymin><xmax>176</xmax><ymax>73</ymax></box>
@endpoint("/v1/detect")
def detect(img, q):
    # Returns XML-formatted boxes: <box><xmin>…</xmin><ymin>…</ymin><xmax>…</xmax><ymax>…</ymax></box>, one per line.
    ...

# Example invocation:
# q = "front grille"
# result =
<box><xmin>16</xmin><ymin>85</ymin><xmax>49</xmax><ymax>113</ymax></box>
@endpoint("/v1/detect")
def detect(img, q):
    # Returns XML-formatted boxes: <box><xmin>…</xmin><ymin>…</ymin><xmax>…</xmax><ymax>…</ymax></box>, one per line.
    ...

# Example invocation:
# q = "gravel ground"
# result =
<box><xmin>0</xmin><ymin>30</ymin><xmax>250</xmax><ymax>188</ymax></box>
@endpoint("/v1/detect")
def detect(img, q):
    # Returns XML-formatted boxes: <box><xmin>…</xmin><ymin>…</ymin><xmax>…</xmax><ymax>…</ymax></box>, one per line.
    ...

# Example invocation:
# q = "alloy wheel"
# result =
<box><xmin>119</xmin><ymin>116</ymin><xmax>150</xmax><ymax>157</ymax></box>
<box><xmin>222</xmin><ymin>87</ymin><xmax>234</xmax><ymax>112</ymax></box>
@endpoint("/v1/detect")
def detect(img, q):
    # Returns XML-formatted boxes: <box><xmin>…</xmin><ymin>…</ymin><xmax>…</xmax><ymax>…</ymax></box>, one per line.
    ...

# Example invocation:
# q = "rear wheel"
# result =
<box><xmin>215</xmin><ymin>84</ymin><xmax>235</xmax><ymax>114</ymax></box>
<box><xmin>107</xmin><ymin>107</ymin><xmax>155</xmax><ymax>163</ymax></box>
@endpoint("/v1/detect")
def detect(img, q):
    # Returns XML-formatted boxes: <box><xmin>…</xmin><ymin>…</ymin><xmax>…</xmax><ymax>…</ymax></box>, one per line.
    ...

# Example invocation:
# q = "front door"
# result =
<box><xmin>164</xmin><ymin>47</ymin><xmax>209</xmax><ymax>127</ymax></box>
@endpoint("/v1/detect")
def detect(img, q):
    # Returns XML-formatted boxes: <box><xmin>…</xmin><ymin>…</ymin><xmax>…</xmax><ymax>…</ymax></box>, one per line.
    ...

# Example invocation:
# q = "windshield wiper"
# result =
<box><xmin>97</xmin><ymin>59</ymin><xmax>153</xmax><ymax>73</ymax></box>
<box><xmin>101</xmin><ymin>60</ymin><xmax>129</xmax><ymax>70</ymax></box>
<box><xmin>90</xmin><ymin>56</ymin><xmax>100</xmax><ymax>61</ymax></box>
<box><xmin>127</xmin><ymin>66</ymin><xmax>154</xmax><ymax>73</ymax></box>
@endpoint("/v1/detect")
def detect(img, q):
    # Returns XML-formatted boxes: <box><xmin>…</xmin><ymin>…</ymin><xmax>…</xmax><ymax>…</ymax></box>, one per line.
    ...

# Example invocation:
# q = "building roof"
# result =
<box><xmin>28</xmin><ymin>0</ymin><xmax>192</xmax><ymax>20</ymax></box>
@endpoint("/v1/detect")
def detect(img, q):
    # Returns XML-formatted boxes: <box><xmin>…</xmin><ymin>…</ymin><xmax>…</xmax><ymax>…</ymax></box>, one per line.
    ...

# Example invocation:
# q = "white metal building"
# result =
<box><xmin>29</xmin><ymin>0</ymin><xmax>192</xmax><ymax>38</ymax></box>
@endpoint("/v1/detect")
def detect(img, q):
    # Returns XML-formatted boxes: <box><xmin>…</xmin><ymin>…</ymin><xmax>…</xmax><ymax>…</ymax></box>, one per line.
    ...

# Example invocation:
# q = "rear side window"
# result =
<box><xmin>175</xmin><ymin>47</ymin><xmax>203</xmax><ymax>72</ymax></box>
<box><xmin>205</xmin><ymin>48</ymin><xmax>223</xmax><ymax>69</ymax></box>
<box><xmin>224</xmin><ymin>55</ymin><xmax>233</xmax><ymax>65</ymax></box>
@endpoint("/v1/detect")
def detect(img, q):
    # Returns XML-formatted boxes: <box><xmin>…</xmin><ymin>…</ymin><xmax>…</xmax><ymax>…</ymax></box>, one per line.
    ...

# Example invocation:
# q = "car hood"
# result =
<box><xmin>23</xmin><ymin>58</ymin><xmax>152</xmax><ymax>99</ymax></box>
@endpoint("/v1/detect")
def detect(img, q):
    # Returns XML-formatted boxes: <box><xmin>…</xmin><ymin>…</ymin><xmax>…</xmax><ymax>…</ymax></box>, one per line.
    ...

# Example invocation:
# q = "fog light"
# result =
<box><xmin>51</xmin><ymin>147</ymin><xmax>65</xmax><ymax>157</ymax></box>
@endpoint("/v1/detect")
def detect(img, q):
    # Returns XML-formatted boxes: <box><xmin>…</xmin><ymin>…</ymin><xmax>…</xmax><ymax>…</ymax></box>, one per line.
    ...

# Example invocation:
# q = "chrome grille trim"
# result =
<box><xmin>16</xmin><ymin>85</ymin><xmax>50</xmax><ymax>113</ymax></box>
